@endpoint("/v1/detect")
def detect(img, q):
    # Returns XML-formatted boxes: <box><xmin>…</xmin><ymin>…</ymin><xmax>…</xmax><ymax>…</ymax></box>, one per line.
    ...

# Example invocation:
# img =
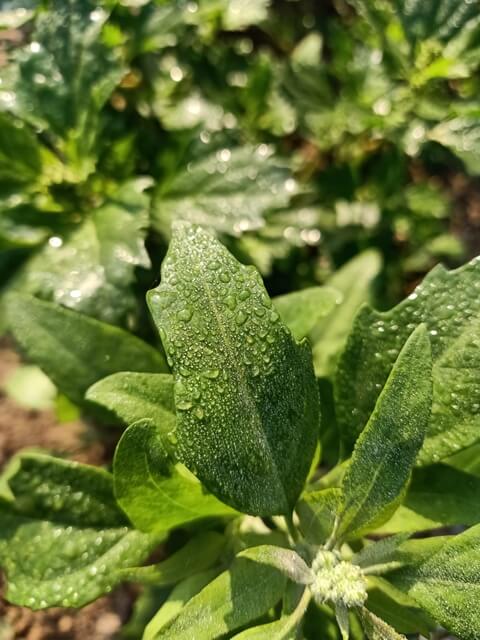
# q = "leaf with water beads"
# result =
<box><xmin>337</xmin><ymin>325</ymin><xmax>432</xmax><ymax>540</ymax></box>
<box><xmin>336</xmin><ymin>256</ymin><xmax>480</xmax><ymax>462</ymax></box>
<box><xmin>0</xmin><ymin>453</ymin><xmax>160</xmax><ymax>609</ymax></box>
<box><xmin>147</xmin><ymin>223</ymin><xmax>319</xmax><ymax>516</ymax></box>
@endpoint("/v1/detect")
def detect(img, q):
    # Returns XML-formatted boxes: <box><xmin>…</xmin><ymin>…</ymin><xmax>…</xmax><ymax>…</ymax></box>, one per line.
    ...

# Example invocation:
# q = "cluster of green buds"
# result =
<box><xmin>310</xmin><ymin>549</ymin><xmax>367</xmax><ymax>609</ymax></box>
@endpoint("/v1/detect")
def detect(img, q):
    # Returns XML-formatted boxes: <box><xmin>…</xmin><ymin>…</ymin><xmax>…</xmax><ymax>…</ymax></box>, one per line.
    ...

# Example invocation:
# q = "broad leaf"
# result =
<box><xmin>12</xmin><ymin>179</ymin><xmax>152</xmax><ymax>326</ymax></box>
<box><xmin>377</xmin><ymin>464</ymin><xmax>480</xmax><ymax>533</ymax></box>
<box><xmin>6</xmin><ymin>293</ymin><xmax>166</xmax><ymax>404</ymax></box>
<box><xmin>149</xmin><ymin>545</ymin><xmax>288</xmax><ymax>639</ymax></box>
<box><xmin>114</xmin><ymin>421</ymin><xmax>235</xmax><ymax>533</ymax></box>
<box><xmin>446</xmin><ymin>441</ymin><xmax>480</xmax><ymax>477</ymax></box>
<box><xmin>390</xmin><ymin>524</ymin><xmax>480</xmax><ymax>640</ymax></box>
<box><xmin>147</xmin><ymin>223</ymin><xmax>319</xmax><ymax>516</ymax></box>
<box><xmin>337</xmin><ymin>325</ymin><xmax>432</xmax><ymax>540</ymax></box>
<box><xmin>0</xmin><ymin>454</ymin><xmax>160</xmax><ymax>609</ymax></box>
<box><xmin>273</xmin><ymin>286</ymin><xmax>341</xmax><ymax>341</ymax></box>
<box><xmin>152</xmin><ymin>143</ymin><xmax>296</xmax><ymax>238</ymax></box>
<box><xmin>312</xmin><ymin>250</ymin><xmax>381</xmax><ymax>377</ymax></box>
<box><xmin>296</xmin><ymin>488</ymin><xmax>343</xmax><ymax>545</ymax></box>
<box><xmin>336</xmin><ymin>257</ymin><xmax>480</xmax><ymax>462</ymax></box>
<box><xmin>358</xmin><ymin>607</ymin><xmax>406</xmax><ymax>640</ymax></box>
<box><xmin>87</xmin><ymin>373</ymin><xmax>175</xmax><ymax>432</ymax></box>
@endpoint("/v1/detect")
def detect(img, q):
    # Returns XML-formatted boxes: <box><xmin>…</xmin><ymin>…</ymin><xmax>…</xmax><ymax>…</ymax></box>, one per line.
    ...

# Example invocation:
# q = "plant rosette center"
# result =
<box><xmin>310</xmin><ymin>549</ymin><xmax>367</xmax><ymax>608</ymax></box>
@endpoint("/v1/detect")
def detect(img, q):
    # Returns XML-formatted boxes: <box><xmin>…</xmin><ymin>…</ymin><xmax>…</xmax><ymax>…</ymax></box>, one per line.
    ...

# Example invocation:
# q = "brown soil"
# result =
<box><xmin>0</xmin><ymin>339</ymin><xmax>136</xmax><ymax>639</ymax></box>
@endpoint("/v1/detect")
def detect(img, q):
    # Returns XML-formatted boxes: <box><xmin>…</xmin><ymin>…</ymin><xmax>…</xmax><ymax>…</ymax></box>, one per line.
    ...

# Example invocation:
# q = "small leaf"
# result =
<box><xmin>296</xmin><ymin>488</ymin><xmax>343</xmax><ymax>545</ymax></box>
<box><xmin>147</xmin><ymin>223</ymin><xmax>319</xmax><ymax>516</ymax></box>
<box><xmin>121</xmin><ymin>532</ymin><xmax>225</xmax><ymax>584</ymax></box>
<box><xmin>87</xmin><ymin>373</ymin><xmax>175</xmax><ymax>432</ymax></box>
<box><xmin>149</xmin><ymin>545</ymin><xmax>288</xmax><ymax>639</ymax></box>
<box><xmin>336</xmin><ymin>257</ymin><xmax>480</xmax><ymax>462</ymax></box>
<box><xmin>312</xmin><ymin>250</ymin><xmax>381</xmax><ymax>377</ymax></box>
<box><xmin>353</xmin><ymin>534</ymin><xmax>410</xmax><ymax>573</ymax></box>
<box><xmin>144</xmin><ymin>570</ymin><xmax>220</xmax><ymax>640</ymax></box>
<box><xmin>389</xmin><ymin>524</ymin><xmax>480</xmax><ymax>639</ymax></box>
<box><xmin>2</xmin><ymin>364</ymin><xmax>56</xmax><ymax>410</ymax></box>
<box><xmin>273</xmin><ymin>286</ymin><xmax>341</xmax><ymax>340</ymax></box>
<box><xmin>337</xmin><ymin>325</ymin><xmax>432</xmax><ymax>540</ymax></box>
<box><xmin>6</xmin><ymin>293</ymin><xmax>166</xmax><ymax>404</ymax></box>
<box><xmin>0</xmin><ymin>454</ymin><xmax>160</xmax><ymax>609</ymax></box>
<box><xmin>114</xmin><ymin>421</ymin><xmax>235</xmax><ymax>534</ymax></box>
<box><xmin>358</xmin><ymin>607</ymin><xmax>406</xmax><ymax>640</ymax></box>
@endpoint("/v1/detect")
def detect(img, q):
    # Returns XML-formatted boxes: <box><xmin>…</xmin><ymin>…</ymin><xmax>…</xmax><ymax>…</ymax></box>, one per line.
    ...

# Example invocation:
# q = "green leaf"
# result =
<box><xmin>222</xmin><ymin>0</ymin><xmax>270</xmax><ymax>30</ymax></box>
<box><xmin>273</xmin><ymin>286</ymin><xmax>341</xmax><ymax>341</ymax></box>
<box><xmin>336</xmin><ymin>257</ymin><xmax>480</xmax><ymax>463</ymax></box>
<box><xmin>152</xmin><ymin>144</ymin><xmax>296</xmax><ymax>239</ymax></box>
<box><xmin>147</xmin><ymin>223</ymin><xmax>319</xmax><ymax>516</ymax></box>
<box><xmin>365</xmin><ymin>577</ymin><xmax>434</xmax><ymax>635</ymax></box>
<box><xmin>296</xmin><ymin>488</ymin><xmax>343</xmax><ymax>545</ymax></box>
<box><xmin>429</xmin><ymin>117</ymin><xmax>480</xmax><ymax>175</ymax></box>
<box><xmin>11</xmin><ymin>0</ymin><xmax>123</xmax><ymax>178</ymax></box>
<box><xmin>144</xmin><ymin>570</ymin><xmax>221</xmax><ymax>640</ymax></box>
<box><xmin>2</xmin><ymin>364</ymin><xmax>56</xmax><ymax>410</ymax></box>
<box><xmin>377</xmin><ymin>464</ymin><xmax>480</xmax><ymax>533</ymax></box>
<box><xmin>0</xmin><ymin>454</ymin><xmax>160</xmax><ymax>609</ymax></box>
<box><xmin>0</xmin><ymin>113</ymin><xmax>42</xmax><ymax>185</ymax></box>
<box><xmin>358</xmin><ymin>607</ymin><xmax>406</xmax><ymax>640</ymax></box>
<box><xmin>149</xmin><ymin>545</ymin><xmax>288</xmax><ymax>639</ymax></box>
<box><xmin>353</xmin><ymin>534</ymin><xmax>410</xmax><ymax>574</ymax></box>
<box><xmin>6</xmin><ymin>293</ymin><xmax>166</xmax><ymax>404</ymax></box>
<box><xmin>389</xmin><ymin>524</ymin><xmax>480</xmax><ymax>640</ymax></box>
<box><xmin>312</xmin><ymin>250</ymin><xmax>381</xmax><ymax>377</ymax></box>
<box><xmin>337</xmin><ymin>325</ymin><xmax>432</xmax><ymax>540</ymax></box>
<box><xmin>114</xmin><ymin>421</ymin><xmax>235</xmax><ymax>534</ymax></box>
<box><xmin>121</xmin><ymin>532</ymin><xmax>225</xmax><ymax>584</ymax></box>
<box><xmin>87</xmin><ymin>373</ymin><xmax>175</xmax><ymax>431</ymax></box>
<box><xmin>12</xmin><ymin>179</ymin><xmax>152</xmax><ymax>326</ymax></box>
<box><xmin>446</xmin><ymin>441</ymin><xmax>480</xmax><ymax>477</ymax></box>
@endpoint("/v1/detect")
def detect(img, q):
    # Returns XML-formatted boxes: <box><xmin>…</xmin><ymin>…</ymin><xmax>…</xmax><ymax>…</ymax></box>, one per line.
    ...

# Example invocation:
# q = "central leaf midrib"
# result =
<box><xmin>195</xmin><ymin>256</ymin><xmax>288</xmax><ymax>510</ymax></box>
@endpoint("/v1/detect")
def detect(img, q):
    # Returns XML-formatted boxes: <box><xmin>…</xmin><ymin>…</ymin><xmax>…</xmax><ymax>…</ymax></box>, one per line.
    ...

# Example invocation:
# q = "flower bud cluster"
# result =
<box><xmin>310</xmin><ymin>549</ymin><xmax>367</xmax><ymax>608</ymax></box>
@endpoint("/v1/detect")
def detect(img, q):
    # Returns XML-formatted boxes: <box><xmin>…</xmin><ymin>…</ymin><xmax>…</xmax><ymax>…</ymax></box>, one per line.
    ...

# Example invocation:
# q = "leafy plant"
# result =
<box><xmin>3</xmin><ymin>224</ymin><xmax>480</xmax><ymax>639</ymax></box>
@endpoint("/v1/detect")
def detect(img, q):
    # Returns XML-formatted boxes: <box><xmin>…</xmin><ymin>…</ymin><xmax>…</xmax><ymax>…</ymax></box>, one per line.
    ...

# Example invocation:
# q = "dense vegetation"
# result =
<box><xmin>2</xmin><ymin>1</ymin><xmax>480</xmax><ymax>638</ymax></box>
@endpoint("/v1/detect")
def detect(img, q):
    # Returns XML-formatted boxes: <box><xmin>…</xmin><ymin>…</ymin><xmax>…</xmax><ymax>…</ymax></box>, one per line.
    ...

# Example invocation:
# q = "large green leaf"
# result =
<box><xmin>6</xmin><ymin>293</ymin><xmax>166</xmax><ymax>404</ymax></box>
<box><xmin>336</xmin><ymin>257</ymin><xmax>480</xmax><ymax>462</ymax></box>
<box><xmin>113</xmin><ymin>420</ymin><xmax>235</xmax><ymax>533</ymax></box>
<box><xmin>377</xmin><ymin>463</ymin><xmax>480</xmax><ymax>533</ymax></box>
<box><xmin>12</xmin><ymin>179</ymin><xmax>152</xmax><ymax>326</ymax></box>
<box><xmin>87</xmin><ymin>373</ymin><xmax>175</xmax><ymax>432</ymax></box>
<box><xmin>312</xmin><ymin>250</ymin><xmax>381</xmax><ymax>377</ymax></box>
<box><xmin>11</xmin><ymin>0</ymin><xmax>123</xmax><ymax>179</ymax></box>
<box><xmin>147</xmin><ymin>223</ymin><xmax>319</xmax><ymax>516</ymax></box>
<box><xmin>337</xmin><ymin>325</ymin><xmax>432</xmax><ymax>540</ymax></box>
<box><xmin>273</xmin><ymin>286</ymin><xmax>341</xmax><ymax>341</ymax></box>
<box><xmin>150</xmin><ymin>546</ymin><xmax>287</xmax><ymax>639</ymax></box>
<box><xmin>0</xmin><ymin>454</ymin><xmax>160</xmax><ymax>609</ymax></box>
<box><xmin>390</xmin><ymin>524</ymin><xmax>480</xmax><ymax>639</ymax></box>
<box><xmin>296</xmin><ymin>488</ymin><xmax>343</xmax><ymax>545</ymax></box>
<box><xmin>152</xmin><ymin>143</ymin><xmax>296</xmax><ymax>238</ymax></box>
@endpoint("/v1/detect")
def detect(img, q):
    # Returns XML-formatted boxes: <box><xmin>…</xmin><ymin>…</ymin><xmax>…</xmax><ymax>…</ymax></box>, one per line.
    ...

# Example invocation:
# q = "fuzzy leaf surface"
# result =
<box><xmin>0</xmin><ymin>454</ymin><xmax>159</xmax><ymax>609</ymax></box>
<box><xmin>359</xmin><ymin>607</ymin><xmax>406</xmax><ymax>640</ymax></box>
<box><xmin>336</xmin><ymin>257</ymin><xmax>480</xmax><ymax>462</ymax></box>
<box><xmin>6</xmin><ymin>293</ymin><xmax>166</xmax><ymax>404</ymax></box>
<box><xmin>296</xmin><ymin>488</ymin><xmax>343</xmax><ymax>545</ymax></box>
<box><xmin>337</xmin><ymin>325</ymin><xmax>432</xmax><ymax>539</ymax></box>
<box><xmin>114</xmin><ymin>420</ymin><xmax>235</xmax><ymax>533</ymax></box>
<box><xmin>147</xmin><ymin>223</ymin><xmax>319</xmax><ymax>515</ymax></box>
<box><xmin>150</xmin><ymin>545</ymin><xmax>287</xmax><ymax>639</ymax></box>
<box><xmin>390</xmin><ymin>524</ymin><xmax>480</xmax><ymax>640</ymax></box>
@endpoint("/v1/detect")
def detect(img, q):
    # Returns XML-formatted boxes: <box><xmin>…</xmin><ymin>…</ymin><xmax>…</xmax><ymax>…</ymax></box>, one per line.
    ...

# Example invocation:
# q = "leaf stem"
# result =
<box><xmin>284</xmin><ymin>513</ymin><xmax>299</xmax><ymax>543</ymax></box>
<box><xmin>282</xmin><ymin>587</ymin><xmax>312</xmax><ymax>636</ymax></box>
